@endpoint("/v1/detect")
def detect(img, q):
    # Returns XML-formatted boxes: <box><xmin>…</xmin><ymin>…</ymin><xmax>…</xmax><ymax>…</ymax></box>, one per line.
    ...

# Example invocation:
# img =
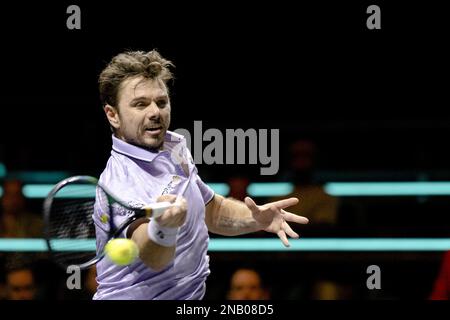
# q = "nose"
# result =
<box><xmin>146</xmin><ymin>101</ymin><xmax>161</xmax><ymax>120</ymax></box>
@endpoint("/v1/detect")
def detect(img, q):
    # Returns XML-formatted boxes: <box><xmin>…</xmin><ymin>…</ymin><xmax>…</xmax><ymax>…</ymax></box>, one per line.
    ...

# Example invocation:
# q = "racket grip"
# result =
<box><xmin>147</xmin><ymin>201</ymin><xmax>173</xmax><ymax>218</ymax></box>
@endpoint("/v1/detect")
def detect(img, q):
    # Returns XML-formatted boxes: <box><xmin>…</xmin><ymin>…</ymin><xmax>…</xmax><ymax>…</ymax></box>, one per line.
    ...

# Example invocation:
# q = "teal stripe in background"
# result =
<box><xmin>3</xmin><ymin>181</ymin><xmax>450</xmax><ymax>198</ymax></box>
<box><xmin>0</xmin><ymin>239</ymin><xmax>48</xmax><ymax>252</ymax></box>
<box><xmin>22</xmin><ymin>185</ymin><xmax>55</xmax><ymax>198</ymax></box>
<box><xmin>209</xmin><ymin>238</ymin><xmax>450</xmax><ymax>251</ymax></box>
<box><xmin>22</xmin><ymin>184</ymin><xmax>97</xmax><ymax>198</ymax></box>
<box><xmin>2</xmin><ymin>238</ymin><xmax>450</xmax><ymax>252</ymax></box>
<box><xmin>248</xmin><ymin>182</ymin><xmax>450</xmax><ymax>197</ymax></box>
<box><xmin>208</xmin><ymin>183</ymin><xmax>230</xmax><ymax>196</ymax></box>
<box><xmin>10</xmin><ymin>171</ymin><xmax>70</xmax><ymax>183</ymax></box>
<box><xmin>247</xmin><ymin>183</ymin><xmax>294</xmax><ymax>197</ymax></box>
<box><xmin>324</xmin><ymin>182</ymin><xmax>450</xmax><ymax>196</ymax></box>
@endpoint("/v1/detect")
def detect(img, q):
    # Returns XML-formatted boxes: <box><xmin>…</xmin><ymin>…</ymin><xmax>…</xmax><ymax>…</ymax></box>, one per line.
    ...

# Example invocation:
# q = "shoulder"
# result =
<box><xmin>102</xmin><ymin>152</ymin><xmax>134</xmax><ymax>175</ymax></box>
<box><xmin>99</xmin><ymin>152</ymin><xmax>136</xmax><ymax>188</ymax></box>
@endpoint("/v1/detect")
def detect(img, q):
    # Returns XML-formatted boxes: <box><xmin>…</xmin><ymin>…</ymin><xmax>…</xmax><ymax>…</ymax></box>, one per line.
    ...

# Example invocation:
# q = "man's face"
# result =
<box><xmin>106</xmin><ymin>76</ymin><xmax>171</xmax><ymax>150</ymax></box>
<box><xmin>227</xmin><ymin>269</ymin><xmax>268</xmax><ymax>300</ymax></box>
<box><xmin>6</xmin><ymin>269</ymin><xmax>36</xmax><ymax>300</ymax></box>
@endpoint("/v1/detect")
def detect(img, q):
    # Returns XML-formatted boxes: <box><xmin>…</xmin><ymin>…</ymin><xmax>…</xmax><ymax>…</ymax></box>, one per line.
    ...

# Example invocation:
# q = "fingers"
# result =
<box><xmin>277</xmin><ymin>230</ymin><xmax>290</xmax><ymax>247</ymax></box>
<box><xmin>175</xmin><ymin>197</ymin><xmax>187</xmax><ymax>212</ymax></box>
<box><xmin>155</xmin><ymin>195</ymin><xmax>188</xmax><ymax>228</ymax></box>
<box><xmin>168</xmin><ymin>205</ymin><xmax>187</xmax><ymax>225</ymax></box>
<box><xmin>157</xmin><ymin>194</ymin><xmax>178</xmax><ymax>203</ymax></box>
<box><xmin>156</xmin><ymin>205</ymin><xmax>187</xmax><ymax>227</ymax></box>
<box><xmin>244</xmin><ymin>197</ymin><xmax>259</xmax><ymax>212</ymax></box>
<box><xmin>283</xmin><ymin>221</ymin><xmax>299</xmax><ymax>239</ymax></box>
<box><xmin>282</xmin><ymin>210</ymin><xmax>309</xmax><ymax>224</ymax></box>
<box><xmin>269</xmin><ymin>197</ymin><xmax>299</xmax><ymax>209</ymax></box>
<box><xmin>157</xmin><ymin>195</ymin><xmax>187</xmax><ymax>213</ymax></box>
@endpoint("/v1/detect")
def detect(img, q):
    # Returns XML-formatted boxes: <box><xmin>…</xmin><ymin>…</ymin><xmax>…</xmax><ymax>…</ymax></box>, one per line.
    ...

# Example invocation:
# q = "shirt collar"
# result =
<box><xmin>111</xmin><ymin>131</ymin><xmax>186</xmax><ymax>163</ymax></box>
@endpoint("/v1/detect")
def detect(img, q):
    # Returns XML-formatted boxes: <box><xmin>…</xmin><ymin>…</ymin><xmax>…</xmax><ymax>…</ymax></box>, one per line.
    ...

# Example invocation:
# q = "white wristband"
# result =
<box><xmin>147</xmin><ymin>219</ymin><xmax>179</xmax><ymax>247</ymax></box>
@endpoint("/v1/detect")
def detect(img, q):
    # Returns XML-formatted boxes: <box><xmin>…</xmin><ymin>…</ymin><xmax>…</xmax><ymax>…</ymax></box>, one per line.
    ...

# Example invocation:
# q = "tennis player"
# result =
<box><xmin>93</xmin><ymin>50</ymin><xmax>309</xmax><ymax>300</ymax></box>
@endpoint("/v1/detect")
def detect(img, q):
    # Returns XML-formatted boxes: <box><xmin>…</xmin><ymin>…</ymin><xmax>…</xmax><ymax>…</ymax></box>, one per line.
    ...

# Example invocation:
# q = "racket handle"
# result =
<box><xmin>146</xmin><ymin>201</ymin><xmax>173</xmax><ymax>218</ymax></box>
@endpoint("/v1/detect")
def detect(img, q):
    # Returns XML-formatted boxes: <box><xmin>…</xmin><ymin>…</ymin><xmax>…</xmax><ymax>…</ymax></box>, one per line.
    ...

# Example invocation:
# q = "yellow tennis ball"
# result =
<box><xmin>104</xmin><ymin>239</ymin><xmax>139</xmax><ymax>266</ymax></box>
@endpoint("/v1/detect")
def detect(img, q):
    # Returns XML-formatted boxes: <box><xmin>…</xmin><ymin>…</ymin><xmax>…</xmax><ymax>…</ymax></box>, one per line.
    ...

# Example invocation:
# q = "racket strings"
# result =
<box><xmin>47</xmin><ymin>194</ymin><xmax>98</xmax><ymax>267</ymax></box>
<box><xmin>45</xmin><ymin>179</ymin><xmax>140</xmax><ymax>269</ymax></box>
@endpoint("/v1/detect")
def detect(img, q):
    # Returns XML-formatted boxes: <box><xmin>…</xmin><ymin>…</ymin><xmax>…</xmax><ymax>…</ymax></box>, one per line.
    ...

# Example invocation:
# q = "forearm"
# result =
<box><xmin>207</xmin><ymin>195</ymin><xmax>261</xmax><ymax>236</ymax></box>
<box><xmin>131</xmin><ymin>223</ymin><xmax>176</xmax><ymax>271</ymax></box>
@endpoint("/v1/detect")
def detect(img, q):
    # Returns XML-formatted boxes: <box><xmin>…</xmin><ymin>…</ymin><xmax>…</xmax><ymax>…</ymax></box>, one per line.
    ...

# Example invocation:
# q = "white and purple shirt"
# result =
<box><xmin>93</xmin><ymin>132</ymin><xmax>214</xmax><ymax>300</ymax></box>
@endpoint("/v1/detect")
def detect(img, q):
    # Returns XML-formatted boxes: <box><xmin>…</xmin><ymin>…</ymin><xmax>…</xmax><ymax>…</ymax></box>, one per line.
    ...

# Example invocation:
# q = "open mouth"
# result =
<box><xmin>145</xmin><ymin>126</ymin><xmax>163</xmax><ymax>135</ymax></box>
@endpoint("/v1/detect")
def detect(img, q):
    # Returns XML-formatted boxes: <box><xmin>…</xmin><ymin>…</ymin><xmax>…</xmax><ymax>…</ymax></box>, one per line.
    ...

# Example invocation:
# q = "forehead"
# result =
<box><xmin>232</xmin><ymin>270</ymin><xmax>261</xmax><ymax>284</ymax></box>
<box><xmin>119</xmin><ymin>76</ymin><xmax>168</xmax><ymax>101</ymax></box>
<box><xmin>7</xmin><ymin>270</ymin><xmax>33</xmax><ymax>283</ymax></box>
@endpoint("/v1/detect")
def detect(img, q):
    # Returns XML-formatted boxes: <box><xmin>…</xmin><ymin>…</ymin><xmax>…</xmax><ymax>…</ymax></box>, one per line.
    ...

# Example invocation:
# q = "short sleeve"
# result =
<box><xmin>195</xmin><ymin>174</ymin><xmax>215</xmax><ymax>205</ymax></box>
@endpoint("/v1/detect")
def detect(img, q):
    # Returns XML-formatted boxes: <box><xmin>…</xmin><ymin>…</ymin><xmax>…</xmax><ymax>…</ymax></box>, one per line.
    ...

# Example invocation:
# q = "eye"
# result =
<box><xmin>135</xmin><ymin>101</ymin><xmax>147</xmax><ymax>107</ymax></box>
<box><xmin>157</xmin><ymin>99</ymin><xmax>168</xmax><ymax>108</ymax></box>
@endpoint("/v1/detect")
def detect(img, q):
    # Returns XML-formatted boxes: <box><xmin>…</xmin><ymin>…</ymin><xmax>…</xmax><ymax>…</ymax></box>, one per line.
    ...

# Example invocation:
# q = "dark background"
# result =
<box><xmin>0</xmin><ymin>1</ymin><xmax>449</xmax><ymax>300</ymax></box>
<box><xmin>0</xmin><ymin>1</ymin><xmax>449</xmax><ymax>176</ymax></box>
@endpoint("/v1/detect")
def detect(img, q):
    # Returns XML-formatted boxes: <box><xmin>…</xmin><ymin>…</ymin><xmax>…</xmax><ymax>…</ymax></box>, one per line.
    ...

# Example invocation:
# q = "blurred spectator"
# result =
<box><xmin>430</xmin><ymin>251</ymin><xmax>450</xmax><ymax>300</ymax></box>
<box><xmin>271</xmin><ymin>139</ymin><xmax>339</xmax><ymax>230</ymax></box>
<box><xmin>3</xmin><ymin>254</ymin><xmax>38</xmax><ymax>300</ymax></box>
<box><xmin>0</xmin><ymin>179</ymin><xmax>43</xmax><ymax>238</ymax></box>
<box><xmin>227</xmin><ymin>268</ymin><xmax>270</xmax><ymax>300</ymax></box>
<box><xmin>310</xmin><ymin>279</ymin><xmax>353</xmax><ymax>300</ymax></box>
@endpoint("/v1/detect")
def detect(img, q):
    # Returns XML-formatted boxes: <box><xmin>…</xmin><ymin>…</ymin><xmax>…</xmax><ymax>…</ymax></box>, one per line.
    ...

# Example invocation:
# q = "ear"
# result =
<box><xmin>104</xmin><ymin>104</ymin><xmax>120</xmax><ymax>130</ymax></box>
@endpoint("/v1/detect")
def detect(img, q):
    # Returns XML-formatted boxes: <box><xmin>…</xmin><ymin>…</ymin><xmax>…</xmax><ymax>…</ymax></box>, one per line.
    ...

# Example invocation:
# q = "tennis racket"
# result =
<box><xmin>43</xmin><ymin>175</ymin><xmax>178</xmax><ymax>270</ymax></box>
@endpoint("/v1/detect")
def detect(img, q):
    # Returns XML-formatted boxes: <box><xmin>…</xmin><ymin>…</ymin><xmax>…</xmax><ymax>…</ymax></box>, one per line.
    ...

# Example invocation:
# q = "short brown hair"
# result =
<box><xmin>99</xmin><ymin>50</ymin><xmax>174</xmax><ymax>107</ymax></box>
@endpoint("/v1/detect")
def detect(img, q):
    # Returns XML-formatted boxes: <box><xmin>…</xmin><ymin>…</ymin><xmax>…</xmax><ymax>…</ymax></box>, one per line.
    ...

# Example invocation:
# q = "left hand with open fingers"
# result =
<box><xmin>244</xmin><ymin>196</ymin><xmax>309</xmax><ymax>247</ymax></box>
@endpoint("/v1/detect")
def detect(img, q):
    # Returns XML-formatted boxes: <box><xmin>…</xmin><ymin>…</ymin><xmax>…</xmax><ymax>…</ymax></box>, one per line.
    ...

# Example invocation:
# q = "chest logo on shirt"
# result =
<box><xmin>161</xmin><ymin>175</ymin><xmax>182</xmax><ymax>195</ymax></box>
